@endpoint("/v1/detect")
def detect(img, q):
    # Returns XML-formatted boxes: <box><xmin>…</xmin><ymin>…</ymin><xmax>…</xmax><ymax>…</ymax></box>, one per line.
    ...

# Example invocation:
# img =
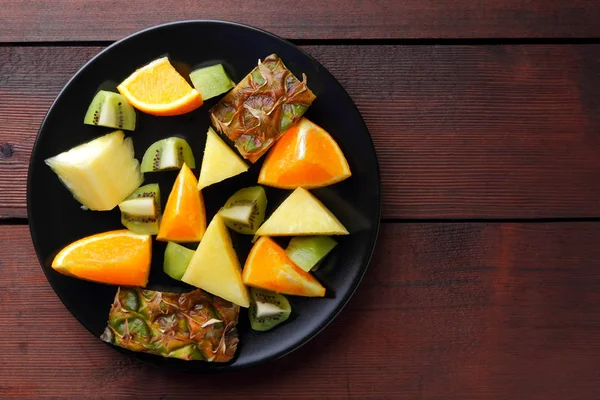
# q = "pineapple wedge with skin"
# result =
<box><xmin>101</xmin><ymin>287</ymin><xmax>240</xmax><ymax>362</ymax></box>
<box><xmin>45</xmin><ymin>130</ymin><xmax>143</xmax><ymax>211</ymax></box>
<box><xmin>209</xmin><ymin>54</ymin><xmax>316</xmax><ymax>163</ymax></box>
<box><xmin>182</xmin><ymin>214</ymin><xmax>250</xmax><ymax>308</ymax></box>
<box><xmin>255</xmin><ymin>187</ymin><xmax>348</xmax><ymax>237</ymax></box>
<box><xmin>198</xmin><ymin>127</ymin><xmax>249</xmax><ymax>190</ymax></box>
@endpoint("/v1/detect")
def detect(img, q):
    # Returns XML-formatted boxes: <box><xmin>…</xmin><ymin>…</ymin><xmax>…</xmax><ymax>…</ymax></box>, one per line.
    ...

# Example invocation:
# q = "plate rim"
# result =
<box><xmin>26</xmin><ymin>19</ymin><xmax>382</xmax><ymax>371</ymax></box>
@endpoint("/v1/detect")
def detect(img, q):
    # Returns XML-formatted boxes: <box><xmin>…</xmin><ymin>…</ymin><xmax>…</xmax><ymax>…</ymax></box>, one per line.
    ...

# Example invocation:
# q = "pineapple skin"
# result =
<box><xmin>100</xmin><ymin>287</ymin><xmax>240</xmax><ymax>362</ymax></box>
<box><xmin>209</xmin><ymin>54</ymin><xmax>316</xmax><ymax>163</ymax></box>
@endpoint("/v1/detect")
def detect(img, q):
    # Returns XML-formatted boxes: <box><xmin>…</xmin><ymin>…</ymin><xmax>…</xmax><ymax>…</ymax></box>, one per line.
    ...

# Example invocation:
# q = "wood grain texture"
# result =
<box><xmin>1</xmin><ymin>0</ymin><xmax>600</xmax><ymax>41</ymax></box>
<box><xmin>2</xmin><ymin>222</ymin><xmax>600</xmax><ymax>399</ymax></box>
<box><xmin>2</xmin><ymin>45</ymin><xmax>600</xmax><ymax>219</ymax></box>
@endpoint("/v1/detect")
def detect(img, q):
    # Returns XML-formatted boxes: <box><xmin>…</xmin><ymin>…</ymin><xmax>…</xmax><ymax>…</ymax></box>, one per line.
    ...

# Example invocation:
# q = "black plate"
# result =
<box><xmin>27</xmin><ymin>20</ymin><xmax>381</xmax><ymax>371</ymax></box>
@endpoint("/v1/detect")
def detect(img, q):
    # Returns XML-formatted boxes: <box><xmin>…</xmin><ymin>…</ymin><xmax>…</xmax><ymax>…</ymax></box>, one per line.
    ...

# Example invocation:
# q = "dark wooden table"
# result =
<box><xmin>2</xmin><ymin>1</ymin><xmax>600</xmax><ymax>399</ymax></box>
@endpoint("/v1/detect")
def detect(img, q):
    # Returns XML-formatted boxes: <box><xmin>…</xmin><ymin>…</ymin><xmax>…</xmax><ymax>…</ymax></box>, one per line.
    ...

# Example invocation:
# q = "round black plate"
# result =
<box><xmin>27</xmin><ymin>20</ymin><xmax>381</xmax><ymax>371</ymax></box>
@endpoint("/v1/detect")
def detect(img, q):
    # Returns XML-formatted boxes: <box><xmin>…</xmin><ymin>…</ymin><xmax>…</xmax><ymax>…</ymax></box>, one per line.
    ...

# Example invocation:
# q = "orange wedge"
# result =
<box><xmin>117</xmin><ymin>57</ymin><xmax>203</xmax><ymax>116</ymax></box>
<box><xmin>242</xmin><ymin>237</ymin><xmax>326</xmax><ymax>297</ymax></box>
<box><xmin>51</xmin><ymin>229</ymin><xmax>151</xmax><ymax>287</ymax></box>
<box><xmin>157</xmin><ymin>163</ymin><xmax>206</xmax><ymax>242</ymax></box>
<box><xmin>258</xmin><ymin>118</ymin><xmax>351</xmax><ymax>189</ymax></box>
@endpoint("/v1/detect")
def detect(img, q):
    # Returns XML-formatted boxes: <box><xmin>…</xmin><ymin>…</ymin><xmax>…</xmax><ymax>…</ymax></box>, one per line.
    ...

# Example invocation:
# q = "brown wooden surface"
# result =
<box><xmin>3</xmin><ymin>1</ymin><xmax>600</xmax><ymax>398</ymax></box>
<box><xmin>1</xmin><ymin>223</ymin><xmax>600</xmax><ymax>399</ymax></box>
<box><xmin>3</xmin><ymin>44</ymin><xmax>600</xmax><ymax>219</ymax></box>
<box><xmin>2</xmin><ymin>0</ymin><xmax>600</xmax><ymax>41</ymax></box>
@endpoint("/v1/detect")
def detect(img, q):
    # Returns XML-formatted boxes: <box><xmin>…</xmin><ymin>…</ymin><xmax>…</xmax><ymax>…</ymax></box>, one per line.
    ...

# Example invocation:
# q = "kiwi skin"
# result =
<box><xmin>120</xmin><ymin>183</ymin><xmax>161</xmax><ymax>235</ymax></box>
<box><xmin>163</xmin><ymin>242</ymin><xmax>196</xmax><ymax>280</ymax></box>
<box><xmin>248</xmin><ymin>288</ymin><xmax>292</xmax><ymax>332</ymax></box>
<box><xmin>219</xmin><ymin>186</ymin><xmax>267</xmax><ymax>235</ymax></box>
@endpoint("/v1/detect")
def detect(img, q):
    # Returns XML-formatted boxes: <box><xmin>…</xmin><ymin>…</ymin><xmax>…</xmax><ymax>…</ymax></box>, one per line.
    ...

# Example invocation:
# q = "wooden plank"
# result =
<box><xmin>2</xmin><ymin>0</ymin><xmax>600</xmax><ymax>41</ymax></box>
<box><xmin>2</xmin><ymin>45</ymin><xmax>600</xmax><ymax>219</ymax></box>
<box><xmin>2</xmin><ymin>222</ymin><xmax>600</xmax><ymax>399</ymax></box>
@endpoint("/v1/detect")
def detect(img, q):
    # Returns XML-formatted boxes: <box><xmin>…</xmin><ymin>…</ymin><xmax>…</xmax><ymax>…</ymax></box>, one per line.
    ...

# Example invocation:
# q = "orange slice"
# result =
<box><xmin>242</xmin><ymin>237</ymin><xmax>326</xmax><ymax>297</ymax></box>
<box><xmin>51</xmin><ymin>229</ymin><xmax>151</xmax><ymax>287</ymax></box>
<box><xmin>117</xmin><ymin>57</ymin><xmax>203</xmax><ymax>116</ymax></box>
<box><xmin>157</xmin><ymin>163</ymin><xmax>206</xmax><ymax>242</ymax></box>
<box><xmin>258</xmin><ymin>118</ymin><xmax>351</xmax><ymax>189</ymax></box>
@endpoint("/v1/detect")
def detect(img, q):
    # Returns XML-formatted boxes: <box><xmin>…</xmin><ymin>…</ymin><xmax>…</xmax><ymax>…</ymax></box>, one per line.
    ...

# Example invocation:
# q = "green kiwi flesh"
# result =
<box><xmin>84</xmin><ymin>90</ymin><xmax>136</xmax><ymax>131</ymax></box>
<box><xmin>248</xmin><ymin>288</ymin><xmax>291</xmax><ymax>331</ymax></box>
<box><xmin>163</xmin><ymin>242</ymin><xmax>196</xmax><ymax>280</ymax></box>
<box><xmin>140</xmin><ymin>137</ymin><xmax>196</xmax><ymax>173</ymax></box>
<box><xmin>285</xmin><ymin>236</ymin><xmax>338</xmax><ymax>272</ymax></box>
<box><xmin>189</xmin><ymin>64</ymin><xmax>235</xmax><ymax>101</ymax></box>
<box><xmin>218</xmin><ymin>186</ymin><xmax>267</xmax><ymax>235</ymax></box>
<box><xmin>119</xmin><ymin>183</ymin><xmax>161</xmax><ymax>235</ymax></box>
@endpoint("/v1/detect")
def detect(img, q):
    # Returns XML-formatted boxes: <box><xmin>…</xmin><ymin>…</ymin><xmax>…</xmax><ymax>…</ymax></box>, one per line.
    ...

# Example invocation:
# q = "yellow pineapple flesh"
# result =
<box><xmin>181</xmin><ymin>214</ymin><xmax>250</xmax><ymax>307</ymax></box>
<box><xmin>197</xmin><ymin>128</ymin><xmax>248</xmax><ymax>190</ymax></box>
<box><xmin>255</xmin><ymin>187</ymin><xmax>348</xmax><ymax>237</ymax></box>
<box><xmin>45</xmin><ymin>130</ymin><xmax>143</xmax><ymax>211</ymax></box>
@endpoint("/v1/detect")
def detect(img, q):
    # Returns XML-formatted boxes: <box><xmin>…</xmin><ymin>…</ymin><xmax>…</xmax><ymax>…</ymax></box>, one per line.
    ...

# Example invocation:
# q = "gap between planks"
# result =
<box><xmin>3</xmin><ymin>38</ymin><xmax>600</xmax><ymax>48</ymax></box>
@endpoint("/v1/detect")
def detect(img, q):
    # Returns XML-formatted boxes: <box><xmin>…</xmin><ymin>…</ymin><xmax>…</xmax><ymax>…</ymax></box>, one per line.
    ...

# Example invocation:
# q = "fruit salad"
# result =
<box><xmin>45</xmin><ymin>54</ymin><xmax>352</xmax><ymax>363</ymax></box>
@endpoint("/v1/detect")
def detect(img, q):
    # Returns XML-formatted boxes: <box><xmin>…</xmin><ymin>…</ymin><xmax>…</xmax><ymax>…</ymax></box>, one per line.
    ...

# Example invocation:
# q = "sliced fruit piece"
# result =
<box><xmin>254</xmin><ymin>187</ymin><xmax>348</xmax><ymax>237</ymax></box>
<box><xmin>84</xmin><ymin>90</ymin><xmax>136</xmax><ymax>131</ymax></box>
<box><xmin>119</xmin><ymin>183</ymin><xmax>161</xmax><ymax>235</ymax></box>
<box><xmin>100</xmin><ymin>287</ymin><xmax>240</xmax><ymax>362</ymax></box>
<box><xmin>51</xmin><ymin>229</ymin><xmax>151</xmax><ymax>287</ymax></box>
<box><xmin>189</xmin><ymin>64</ymin><xmax>235</xmax><ymax>101</ymax></box>
<box><xmin>156</xmin><ymin>163</ymin><xmax>206</xmax><ymax>242</ymax></box>
<box><xmin>140</xmin><ymin>137</ymin><xmax>196</xmax><ymax>172</ymax></box>
<box><xmin>248</xmin><ymin>288</ymin><xmax>291</xmax><ymax>331</ymax></box>
<box><xmin>117</xmin><ymin>57</ymin><xmax>203</xmax><ymax>116</ymax></box>
<box><xmin>163</xmin><ymin>242</ymin><xmax>196</xmax><ymax>280</ymax></box>
<box><xmin>197</xmin><ymin>127</ymin><xmax>248</xmax><ymax>189</ymax></box>
<box><xmin>181</xmin><ymin>214</ymin><xmax>250</xmax><ymax>307</ymax></box>
<box><xmin>285</xmin><ymin>236</ymin><xmax>338</xmax><ymax>272</ymax></box>
<box><xmin>242</xmin><ymin>237</ymin><xmax>326</xmax><ymax>297</ymax></box>
<box><xmin>119</xmin><ymin>197</ymin><xmax>154</xmax><ymax>215</ymax></box>
<box><xmin>218</xmin><ymin>186</ymin><xmax>267</xmax><ymax>235</ymax></box>
<box><xmin>258</xmin><ymin>118</ymin><xmax>351</xmax><ymax>189</ymax></box>
<box><xmin>45</xmin><ymin>130</ymin><xmax>143</xmax><ymax>211</ymax></box>
<box><xmin>209</xmin><ymin>54</ymin><xmax>316</xmax><ymax>163</ymax></box>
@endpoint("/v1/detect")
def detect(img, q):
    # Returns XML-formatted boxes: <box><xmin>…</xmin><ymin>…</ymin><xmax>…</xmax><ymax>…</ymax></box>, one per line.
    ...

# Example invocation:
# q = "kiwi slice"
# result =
<box><xmin>163</xmin><ymin>242</ymin><xmax>196</xmax><ymax>280</ymax></box>
<box><xmin>218</xmin><ymin>186</ymin><xmax>267</xmax><ymax>235</ymax></box>
<box><xmin>118</xmin><ymin>183</ymin><xmax>161</xmax><ymax>235</ymax></box>
<box><xmin>189</xmin><ymin>64</ymin><xmax>235</xmax><ymax>101</ymax></box>
<box><xmin>285</xmin><ymin>236</ymin><xmax>338</xmax><ymax>272</ymax></box>
<box><xmin>248</xmin><ymin>288</ymin><xmax>291</xmax><ymax>332</ymax></box>
<box><xmin>84</xmin><ymin>90</ymin><xmax>136</xmax><ymax>131</ymax></box>
<box><xmin>141</xmin><ymin>137</ymin><xmax>196</xmax><ymax>172</ymax></box>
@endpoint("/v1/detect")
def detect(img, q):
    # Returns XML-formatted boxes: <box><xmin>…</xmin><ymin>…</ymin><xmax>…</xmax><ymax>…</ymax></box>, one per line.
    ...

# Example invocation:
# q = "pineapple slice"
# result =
<box><xmin>45</xmin><ymin>130</ymin><xmax>143</xmax><ymax>211</ymax></box>
<box><xmin>197</xmin><ymin>127</ymin><xmax>248</xmax><ymax>190</ymax></box>
<box><xmin>181</xmin><ymin>214</ymin><xmax>250</xmax><ymax>308</ymax></box>
<box><xmin>255</xmin><ymin>187</ymin><xmax>348</xmax><ymax>237</ymax></box>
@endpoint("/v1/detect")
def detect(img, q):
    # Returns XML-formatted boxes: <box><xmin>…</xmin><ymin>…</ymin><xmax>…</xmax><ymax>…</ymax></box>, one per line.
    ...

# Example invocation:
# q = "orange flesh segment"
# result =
<box><xmin>51</xmin><ymin>230</ymin><xmax>151</xmax><ymax>287</ymax></box>
<box><xmin>258</xmin><ymin>118</ymin><xmax>351</xmax><ymax>189</ymax></box>
<box><xmin>157</xmin><ymin>163</ymin><xmax>206</xmax><ymax>242</ymax></box>
<box><xmin>242</xmin><ymin>237</ymin><xmax>325</xmax><ymax>297</ymax></box>
<box><xmin>117</xmin><ymin>57</ymin><xmax>203</xmax><ymax>116</ymax></box>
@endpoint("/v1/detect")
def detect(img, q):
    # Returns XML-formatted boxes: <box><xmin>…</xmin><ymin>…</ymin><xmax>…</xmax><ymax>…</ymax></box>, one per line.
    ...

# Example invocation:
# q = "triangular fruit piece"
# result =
<box><xmin>157</xmin><ymin>163</ymin><xmax>206</xmax><ymax>242</ymax></box>
<box><xmin>181</xmin><ymin>214</ymin><xmax>250</xmax><ymax>307</ymax></box>
<box><xmin>198</xmin><ymin>127</ymin><xmax>248</xmax><ymax>190</ymax></box>
<box><xmin>255</xmin><ymin>187</ymin><xmax>348</xmax><ymax>237</ymax></box>
<box><xmin>258</xmin><ymin>118</ymin><xmax>351</xmax><ymax>189</ymax></box>
<box><xmin>242</xmin><ymin>237</ymin><xmax>325</xmax><ymax>297</ymax></box>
